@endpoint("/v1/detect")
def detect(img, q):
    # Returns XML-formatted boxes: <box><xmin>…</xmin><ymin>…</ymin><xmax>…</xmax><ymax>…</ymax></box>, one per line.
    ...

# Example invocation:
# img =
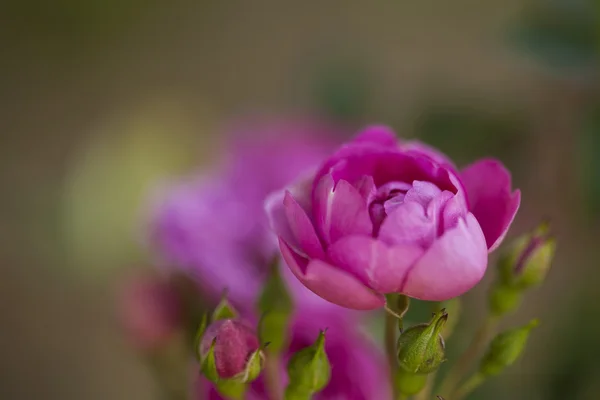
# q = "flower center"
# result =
<box><xmin>368</xmin><ymin>181</ymin><xmax>412</xmax><ymax>236</ymax></box>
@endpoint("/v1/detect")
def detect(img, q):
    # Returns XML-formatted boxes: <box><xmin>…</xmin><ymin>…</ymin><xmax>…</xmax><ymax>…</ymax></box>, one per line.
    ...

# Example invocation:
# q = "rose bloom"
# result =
<box><xmin>198</xmin><ymin>310</ymin><xmax>391</xmax><ymax>400</ymax></box>
<box><xmin>150</xmin><ymin>118</ymin><xmax>342</xmax><ymax>310</ymax></box>
<box><xmin>267</xmin><ymin>126</ymin><xmax>520</xmax><ymax>309</ymax></box>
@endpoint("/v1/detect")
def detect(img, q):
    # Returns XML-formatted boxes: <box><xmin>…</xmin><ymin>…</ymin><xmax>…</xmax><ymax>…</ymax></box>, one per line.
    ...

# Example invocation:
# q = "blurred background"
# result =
<box><xmin>1</xmin><ymin>0</ymin><xmax>599</xmax><ymax>399</ymax></box>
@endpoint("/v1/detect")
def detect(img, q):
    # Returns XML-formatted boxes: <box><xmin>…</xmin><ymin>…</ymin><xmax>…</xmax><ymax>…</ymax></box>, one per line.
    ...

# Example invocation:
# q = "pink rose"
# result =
<box><xmin>267</xmin><ymin>126</ymin><xmax>520</xmax><ymax>309</ymax></box>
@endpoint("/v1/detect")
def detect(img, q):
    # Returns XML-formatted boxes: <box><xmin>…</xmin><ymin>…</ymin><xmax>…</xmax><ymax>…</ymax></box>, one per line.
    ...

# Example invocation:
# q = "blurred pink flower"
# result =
<box><xmin>119</xmin><ymin>273</ymin><xmax>183</xmax><ymax>350</ymax></box>
<box><xmin>267</xmin><ymin>126</ymin><xmax>520</xmax><ymax>309</ymax></box>
<box><xmin>197</xmin><ymin>310</ymin><xmax>391</xmax><ymax>400</ymax></box>
<box><xmin>150</xmin><ymin>118</ymin><xmax>345</xmax><ymax>310</ymax></box>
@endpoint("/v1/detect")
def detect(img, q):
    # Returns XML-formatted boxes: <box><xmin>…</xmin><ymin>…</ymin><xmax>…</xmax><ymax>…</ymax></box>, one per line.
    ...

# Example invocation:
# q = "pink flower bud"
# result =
<box><xmin>199</xmin><ymin>319</ymin><xmax>262</xmax><ymax>380</ymax></box>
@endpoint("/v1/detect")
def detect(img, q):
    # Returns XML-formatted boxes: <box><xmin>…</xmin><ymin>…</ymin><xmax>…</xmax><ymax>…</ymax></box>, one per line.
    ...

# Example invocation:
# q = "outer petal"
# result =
<box><xmin>313</xmin><ymin>175</ymin><xmax>372</xmax><ymax>245</ymax></box>
<box><xmin>461</xmin><ymin>159</ymin><xmax>521</xmax><ymax>251</ymax></box>
<box><xmin>328</xmin><ymin>236</ymin><xmax>423</xmax><ymax>293</ymax></box>
<box><xmin>401</xmin><ymin>140</ymin><xmax>458</xmax><ymax>171</ymax></box>
<box><xmin>283</xmin><ymin>191</ymin><xmax>325</xmax><ymax>259</ymax></box>
<box><xmin>279</xmin><ymin>238</ymin><xmax>385</xmax><ymax>310</ymax></box>
<box><xmin>352</xmin><ymin>125</ymin><xmax>399</xmax><ymax>148</ymax></box>
<box><xmin>400</xmin><ymin>213</ymin><xmax>488</xmax><ymax>301</ymax></box>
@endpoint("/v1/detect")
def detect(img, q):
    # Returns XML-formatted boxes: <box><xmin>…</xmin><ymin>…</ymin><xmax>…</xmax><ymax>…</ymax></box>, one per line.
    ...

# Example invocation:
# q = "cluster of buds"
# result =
<box><xmin>490</xmin><ymin>222</ymin><xmax>556</xmax><ymax>316</ymax></box>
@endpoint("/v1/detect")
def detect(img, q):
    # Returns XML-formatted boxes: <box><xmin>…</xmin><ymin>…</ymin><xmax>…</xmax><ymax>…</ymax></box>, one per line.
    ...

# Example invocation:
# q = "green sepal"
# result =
<box><xmin>215</xmin><ymin>379</ymin><xmax>246</xmax><ymax>400</ymax></box>
<box><xmin>212</xmin><ymin>296</ymin><xmax>239</xmax><ymax>322</ymax></box>
<box><xmin>232</xmin><ymin>345</ymin><xmax>266</xmax><ymax>384</ymax></box>
<box><xmin>285</xmin><ymin>330</ymin><xmax>331</xmax><ymax>398</ymax></box>
<box><xmin>479</xmin><ymin>319</ymin><xmax>539</xmax><ymax>376</ymax></box>
<box><xmin>193</xmin><ymin>313</ymin><xmax>208</xmax><ymax>362</ymax></box>
<box><xmin>200</xmin><ymin>339</ymin><xmax>219</xmax><ymax>383</ymax></box>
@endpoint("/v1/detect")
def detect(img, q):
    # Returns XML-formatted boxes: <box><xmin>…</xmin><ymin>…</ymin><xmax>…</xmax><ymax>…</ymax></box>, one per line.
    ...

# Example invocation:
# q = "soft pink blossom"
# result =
<box><xmin>267</xmin><ymin>126</ymin><xmax>520</xmax><ymax>309</ymax></box>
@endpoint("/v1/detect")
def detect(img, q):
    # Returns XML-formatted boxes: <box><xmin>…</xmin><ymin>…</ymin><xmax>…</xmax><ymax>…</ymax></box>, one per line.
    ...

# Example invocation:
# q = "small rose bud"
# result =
<box><xmin>397</xmin><ymin>310</ymin><xmax>448</xmax><ymax>374</ymax></box>
<box><xmin>498</xmin><ymin>222</ymin><xmax>556</xmax><ymax>289</ymax></box>
<box><xmin>197</xmin><ymin>318</ymin><xmax>264</xmax><ymax>383</ymax></box>
<box><xmin>479</xmin><ymin>319</ymin><xmax>539</xmax><ymax>376</ymax></box>
<box><xmin>285</xmin><ymin>330</ymin><xmax>331</xmax><ymax>399</ymax></box>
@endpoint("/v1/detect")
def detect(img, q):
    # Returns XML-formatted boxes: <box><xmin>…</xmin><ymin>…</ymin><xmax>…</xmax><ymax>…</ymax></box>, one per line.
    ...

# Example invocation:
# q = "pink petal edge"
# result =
<box><xmin>279</xmin><ymin>238</ymin><xmax>385</xmax><ymax>310</ymax></box>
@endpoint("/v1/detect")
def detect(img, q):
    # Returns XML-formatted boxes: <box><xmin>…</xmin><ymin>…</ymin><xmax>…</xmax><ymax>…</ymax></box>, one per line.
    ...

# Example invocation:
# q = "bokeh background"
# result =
<box><xmin>2</xmin><ymin>0</ymin><xmax>599</xmax><ymax>399</ymax></box>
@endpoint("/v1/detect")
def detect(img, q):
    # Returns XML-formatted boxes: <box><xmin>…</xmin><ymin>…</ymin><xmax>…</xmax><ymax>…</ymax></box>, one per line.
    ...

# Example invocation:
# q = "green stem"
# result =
<box><xmin>397</xmin><ymin>393</ymin><xmax>409</xmax><ymax>400</ymax></box>
<box><xmin>385</xmin><ymin>308</ymin><xmax>399</xmax><ymax>396</ymax></box>
<box><xmin>384</xmin><ymin>294</ymin><xmax>410</xmax><ymax>399</ymax></box>
<box><xmin>453</xmin><ymin>373</ymin><xmax>485</xmax><ymax>400</ymax></box>
<box><xmin>265</xmin><ymin>352</ymin><xmax>283</xmax><ymax>400</ymax></box>
<box><xmin>438</xmin><ymin>316</ymin><xmax>498</xmax><ymax>397</ymax></box>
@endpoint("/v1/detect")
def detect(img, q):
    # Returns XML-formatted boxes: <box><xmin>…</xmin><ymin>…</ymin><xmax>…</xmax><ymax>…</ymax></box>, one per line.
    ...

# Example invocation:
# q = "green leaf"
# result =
<box><xmin>212</xmin><ymin>296</ymin><xmax>239</xmax><ymax>322</ymax></box>
<box><xmin>257</xmin><ymin>260</ymin><xmax>293</xmax><ymax>315</ymax></box>
<box><xmin>256</xmin><ymin>260</ymin><xmax>293</xmax><ymax>353</ymax></box>
<box><xmin>258</xmin><ymin>311</ymin><xmax>290</xmax><ymax>354</ymax></box>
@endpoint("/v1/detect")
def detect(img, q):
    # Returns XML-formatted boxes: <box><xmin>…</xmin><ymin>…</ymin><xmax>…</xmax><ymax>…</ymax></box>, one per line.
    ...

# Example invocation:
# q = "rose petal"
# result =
<box><xmin>313</xmin><ymin>175</ymin><xmax>372</xmax><ymax>245</ymax></box>
<box><xmin>400</xmin><ymin>213</ymin><xmax>488</xmax><ymax>301</ymax></box>
<box><xmin>283</xmin><ymin>191</ymin><xmax>325</xmax><ymax>259</ymax></box>
<box><xmin>265</xmin><ymin>189</ymin><xmax>299</xmax><ymax>253</ymax></box>
<box><xmin>279</xmin><ymin>238</ymin><xmax>385</xmax><ymax>310</ymax></box>
<box><xmin>328</xmin><ymin>236</ymin><xmax>424</xmax><ymax>293</ymax></box>
<box><xmin>314</xmin><ymin>148</ymin><xmax>459</xmax><ymax>200</ymax></box>
<box><xmin>378</xmin><ymin>201</ymin><xmax>436</xmax><ymax>248</ymax></box>
<box><xmin>461</xmin><ymin>159</ymin><xmax>521</xmax><ymax>251</ymax></box>
<box><xmin>401</xmin><ymin>140</ymin><xmax>458</xmax><ymax>171</ymax></box>
<box><xmin>404</xmin><ymin>180</ymin><xmax>443</xmax><ymax>209</ymax></box>
<box><xmin>352</xmin><ymin>125</ymin><xmax>398</xmax><ymax>147</ymax></box>
<box><xmin>352</xmin><ymin>175</ymin><xmax>377</xmax><ymax>203</ymax></box>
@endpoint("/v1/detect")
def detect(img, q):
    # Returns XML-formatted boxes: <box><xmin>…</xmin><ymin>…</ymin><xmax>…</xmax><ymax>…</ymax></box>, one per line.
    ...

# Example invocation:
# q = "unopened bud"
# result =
<box><xmin>498</xmin><ymin>222</ymin><xmax>556</xmax><ymax>289</ymax></box>
<box><xmin>285</xmin><ymin>330</ymin><xmax>331</xmax><ymax>399</ymax></box>
<box><xmin>479</xmin><ymin>319</ymin><xmax>539</xmax><ymax>376</ymax></box>
<box><xmin>197</xmin><ymin>318</ymin><xmax>265</xmax><ymax>383</ymax></box>
<box><xmin>397</xmin><ymin>310</ymin><xmax>447</xmax><ymax>374</ymax></box>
